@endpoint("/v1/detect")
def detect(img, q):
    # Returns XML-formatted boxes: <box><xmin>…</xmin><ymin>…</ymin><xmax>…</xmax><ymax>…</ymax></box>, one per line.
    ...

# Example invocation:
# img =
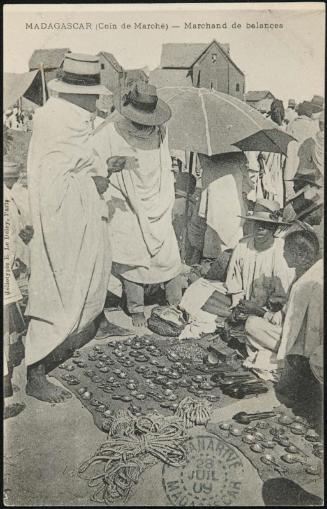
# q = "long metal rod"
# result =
<box><xmin>181</xmin><ymin>151</ymin><xmax>194</xmax><ymax>261</ymax></box>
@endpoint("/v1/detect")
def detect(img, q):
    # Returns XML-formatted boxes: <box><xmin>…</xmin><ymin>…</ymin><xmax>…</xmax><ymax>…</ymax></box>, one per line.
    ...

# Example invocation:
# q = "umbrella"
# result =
<box><xmin>156</xmin><ymin>86</ymin><xmax>294</xmax><ymax>156</ymax></box>
<box><xmin>233</xmin><ymin>128</ymin><xmax>295</xmax><ymax>156</ymax></box>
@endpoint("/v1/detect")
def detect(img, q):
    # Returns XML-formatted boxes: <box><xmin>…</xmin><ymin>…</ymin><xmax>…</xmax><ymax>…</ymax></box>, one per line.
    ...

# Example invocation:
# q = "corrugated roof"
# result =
<box><xmin>160</xmin><ymin>41</ymin><xmax>230</xmax><ymax>68</ymax></box>
<box><xmin>149</xmin><ymin>68</ymin><xmax>193</xmax><ymax>88</ymax></box>
<box><xmin>245</xmin><ymin>90</ymin><xmax>274</xmax><ymax>102</ymax></box>
<box><xmin>29</xmin><ymin>48</ymin><xmax>70</xmax><ymax>70</ymax></box>
<box><xmin>98</xmin><ymin>52</ymin><xmax>123</xmax><ymax>72</ymax></box>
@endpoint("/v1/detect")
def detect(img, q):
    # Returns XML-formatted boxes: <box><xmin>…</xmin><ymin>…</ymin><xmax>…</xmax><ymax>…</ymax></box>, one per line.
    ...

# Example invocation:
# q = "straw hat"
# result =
<box><xmin>239</xmin><ymin>198</ymin><xmax>289</xmax><ymax>225</ymax></box>
<box><xmin>118</xmin><ymin>82</ymin><xmax>171</xmax><ymax>126</ymax></box>
<box><xmin>4</xmin><ymin>160</ymin><xmax>19</xmax><ymax>178</ymax></box>
<box><xmin>48</xmin><ymin>53</ymin><xmax>111</xmax><ymax>96</ymax></box>
<box><xmin>288</xmin><ymin>99</ymin><xmax>296</xmax><ymax>107</ymax></box>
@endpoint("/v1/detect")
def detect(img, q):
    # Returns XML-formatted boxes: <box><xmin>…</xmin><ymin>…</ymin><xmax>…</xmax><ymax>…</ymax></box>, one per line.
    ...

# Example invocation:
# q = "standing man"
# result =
<box><xmin>25</xmin><ymin>53</ymin><xmax>113</xmax><ymax>403</ymax></box>
<box><xmin>3</xmin><ymin>161</ymin><xmax>30</xmax><ymax>417</ymax></box>
<box><xmin>101</xmin><ymin>82</ymin><xmax>182</xmax><ymax>328</ymax></box>
<box><xmin>284</xmin><ymin>99</ymin><xmax>298</xmax><ymax>125</ymax></box>
<box><xmin>284</xmin><ymin>101</ymin><xmax>318</xmax><ymax>200</ymax></box>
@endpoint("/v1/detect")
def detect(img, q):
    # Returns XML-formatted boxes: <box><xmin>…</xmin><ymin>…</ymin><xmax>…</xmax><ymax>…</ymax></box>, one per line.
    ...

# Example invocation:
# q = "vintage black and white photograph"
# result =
<box><xmin>3</xmin><ymin>3</ymin><xmax>324</xmax><ymax>506</ymax></box>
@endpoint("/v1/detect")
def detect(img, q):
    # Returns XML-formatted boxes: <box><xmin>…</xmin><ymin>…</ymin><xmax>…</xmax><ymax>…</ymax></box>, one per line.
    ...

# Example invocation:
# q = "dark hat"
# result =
<box><xmin>311</xmin><ymin>94</ymin><xmax>324</xmax><ymax>109</ymax></box>
<box><xmin>239</xmin><ymin>198</ymin><xmax>289</xmax><ymax>225</ymax></box>
<box><xmin>48</xmin><ymin>53</ymin><xmax>111</xmax><ymax>96</ymax></box>
<box><xmin>297</xmin><ymin>101</ymin><xmax>314</xmax><ymax>117</ymax></box>
<box><xmin>118</xmin><ymin>82</ymin><xmax>171</xmax><ymax>126</ymax></box>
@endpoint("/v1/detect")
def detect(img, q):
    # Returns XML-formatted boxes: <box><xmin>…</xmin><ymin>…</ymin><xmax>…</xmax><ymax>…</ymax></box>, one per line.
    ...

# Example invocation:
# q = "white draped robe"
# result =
<box><xmin>25</xmin><ymin>98</ymin><xmax>111</xmax><ymax>366</ymax></box>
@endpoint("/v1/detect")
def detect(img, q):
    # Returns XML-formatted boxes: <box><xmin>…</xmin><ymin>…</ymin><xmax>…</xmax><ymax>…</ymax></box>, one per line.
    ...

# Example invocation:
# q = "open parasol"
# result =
<box><xmin>156</xmin><ymin>86</ymin><xmax>295</xmax><ymax>156</ymax></box>
<box><xmin>232</xmin><ymin>128</ymin><xmax>295</xmax><ymax>156</ymax></box>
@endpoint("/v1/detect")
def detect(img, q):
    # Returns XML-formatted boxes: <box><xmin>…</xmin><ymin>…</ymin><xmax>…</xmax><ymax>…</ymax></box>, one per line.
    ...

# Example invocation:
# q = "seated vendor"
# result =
<box><xmin>179</xmin><ymin>200</ymin><xmax>295</xmax><ymax>357</ymax></box>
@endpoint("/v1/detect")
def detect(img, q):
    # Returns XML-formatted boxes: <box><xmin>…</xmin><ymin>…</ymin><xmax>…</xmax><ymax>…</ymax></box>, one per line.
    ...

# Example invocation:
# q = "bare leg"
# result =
<box><xmin>26</xmin><ymin>362</ymin><xmax>72</xmax><ymax>403</ymax></box>
<box><xmin>165</xmin><ymin>275</ymin><xmax>183</xmax><ymax>306</ymax></box>
<box><xmin>123</xmin><ymin>279</ymin><xmax>146</xmax><ymax>328</ymax></box>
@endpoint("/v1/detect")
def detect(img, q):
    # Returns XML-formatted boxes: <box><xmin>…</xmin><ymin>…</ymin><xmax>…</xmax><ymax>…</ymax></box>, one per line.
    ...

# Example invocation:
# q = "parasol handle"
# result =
<box><xmin>181</xmin><ymin>151</ymin><xmax>194</xmax><ymax>262</ymax></box>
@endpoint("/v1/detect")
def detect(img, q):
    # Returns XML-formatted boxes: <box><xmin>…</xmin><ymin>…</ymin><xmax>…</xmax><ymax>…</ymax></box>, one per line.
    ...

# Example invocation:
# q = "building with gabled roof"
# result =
<box><xmin>160</xmin><ymin>42</ymin><xmax>231</xmax><ymax>68</ymax></box>
<box><xmin>124</xmin><ymin>68</ymin><xmax>149</xmax><ymax>88</ymax></box>
<box><xmin>245</xmin><ymin>90</ymin><xmax>275</xmax><ymax>112</ymax></box>
<box><xmin>151</xmin><ymin>40</ymin><xmax>245</xmax><ymax>99</ymax></box>
<box><xmin>98</xmin><ymin>51</ymin><xmax>124</xmax><ymax>96</ymax></box>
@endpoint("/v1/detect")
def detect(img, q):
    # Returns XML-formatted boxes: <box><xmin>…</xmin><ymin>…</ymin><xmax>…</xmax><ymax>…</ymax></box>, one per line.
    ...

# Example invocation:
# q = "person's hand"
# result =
<box><xmin>107</xmin><ymin>156</ymin><xmax>139</xmax><ymax>176</ymax></box>
<box><xmin>92</xmin><ymin>176</ymin><xmax>109</xmax><ymax>195</ymax></box>
<box><xmin>19</xmin><ymin>225</ymin><xmax>34</xmax><ymax>244</ymax></box>
<box><xmin>237</xmin><ymin>299</ymin><xmax>264</xmax><ymax>317</ymax></box>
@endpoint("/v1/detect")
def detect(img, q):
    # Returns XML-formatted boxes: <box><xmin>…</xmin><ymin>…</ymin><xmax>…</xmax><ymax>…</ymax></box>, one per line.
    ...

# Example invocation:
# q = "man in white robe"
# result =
<box><xmin>93</xmin><ymin>83</ymin><xmax>182</xmax><ymax>328</ymax></box>
<box><xmin>25</xmin><ymin>53</ymin><xmax>112</xmax><ymax>403</ymax></box>
<box><xmin>198</xmin><ymin>152</ymin><xmax>251</xmax><ymax>257</ymax></box>
<box><xmin>284</xmin><ymin>101</ymin><xmax>318</xmax><ymax>200</ymax></box>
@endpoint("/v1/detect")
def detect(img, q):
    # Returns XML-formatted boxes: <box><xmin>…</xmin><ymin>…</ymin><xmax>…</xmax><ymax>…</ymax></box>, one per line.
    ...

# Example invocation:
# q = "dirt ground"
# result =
<box><xmin>3</xmin><ymin>309</ymin><xmax>324</xmax><ymax>506</ymax></box>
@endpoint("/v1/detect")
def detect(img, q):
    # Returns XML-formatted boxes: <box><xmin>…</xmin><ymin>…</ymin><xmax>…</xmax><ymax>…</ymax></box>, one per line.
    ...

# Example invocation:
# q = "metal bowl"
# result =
<box><xmin>251</xmin><ymin>443</ymin><xmax>264</xmax><ymax>453</ymax></box>
<box><xmin>291</xmin><ymin>424</ymin><xmax>306</xmax><ymax>435</ymax></box>
<box><xmin>230</xmin><ymin>426</ymin><xmax>242</xmax><ymax>437</ymax></box>
<box><xmin>243</xmin><ymin>434</ymin><xmax>256</xmax><ymax>444</ymax></box>
<box><xmin>135</xmin><ymin>393</ymin><xmax>146</xmax><ymax>400</ymax></box>
<box><xmin>219</xmin><ymin>422</ymin><xmax>231</xmax><ymax>430</ymax></box>
<box><xmin>278</xmin><ymin>415</ymin><xmax>294</xmax><ymax>426</ymax></box>
<box><xmin>205</xmin><ymin>394</ymin><xmax>220</xmax><ymax>403</ymax></box>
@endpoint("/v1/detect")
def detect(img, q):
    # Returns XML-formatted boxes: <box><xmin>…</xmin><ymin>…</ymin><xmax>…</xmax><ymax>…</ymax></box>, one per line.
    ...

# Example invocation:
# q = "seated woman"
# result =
<box><xmin>180</xmin><ymin>200</ymin><xmax>295</xmax><ymax>351</ymax></box>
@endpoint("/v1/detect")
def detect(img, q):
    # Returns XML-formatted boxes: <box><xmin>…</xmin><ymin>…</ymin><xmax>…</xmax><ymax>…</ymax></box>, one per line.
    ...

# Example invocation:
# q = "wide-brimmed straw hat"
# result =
<box><xmin>4</xmin><ymin>160</ymin><xmax>20</xmax><ymax>178</ymax></box>
<box><xmin>48</xmin><ymin>53</ymin><xmax>111</xmax><ymax>96</ymax></box>
<box><xmin>239</xmin><ymin>198</ymin><xmax>289</xmax><ymax>225</ymax></box>
<box><xmin>118</xmin><ymin>82</ymin><xmax>171</xmax><ymax>126</ymax></box>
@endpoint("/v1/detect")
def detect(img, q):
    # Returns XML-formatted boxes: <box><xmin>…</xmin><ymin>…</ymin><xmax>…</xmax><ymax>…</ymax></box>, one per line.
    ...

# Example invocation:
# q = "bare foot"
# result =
<box><xmin>4</xmin><ymin>402</ymin><xmax>26</xmax><ymax>419</ymax></box>
<box><xmin>26</xmin><ymin>377</ymin><xmax>72</xmax><ymax>403</ymax></box>
<box><xmin>131</xmin><ymin>312</ymin><xmax>147</xmax><ymax>328</ymax></box>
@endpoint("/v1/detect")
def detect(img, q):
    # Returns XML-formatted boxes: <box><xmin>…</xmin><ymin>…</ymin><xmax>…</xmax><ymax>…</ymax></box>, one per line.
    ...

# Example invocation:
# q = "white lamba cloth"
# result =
<box><xmin>93</xmin><ymin>121</ymin><xmax>181</xmax><ymax>285</ymax></box>
<box><xmin>178</xmin><ymin>279</ymin><xmax>227</xmax><ymax>339</ymax></box>
<box><xmin>198</xmin><ymin>153</ymin><xmax>248</xmax><ymax>255</ymax></box>
<box><xmin>25</xmin><ymin>98</ymin><xmax>112</xmax><ymax>366</ymax></box>
<box><xmin>226</xmin><ymin>236</ymin><xmax>295</xmax><ymax>307</ymax></box>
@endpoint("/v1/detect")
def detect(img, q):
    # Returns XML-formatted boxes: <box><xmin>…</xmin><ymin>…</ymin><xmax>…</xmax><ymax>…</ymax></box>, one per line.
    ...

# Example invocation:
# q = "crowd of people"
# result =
<box><xmin>4</xmin><ymin>106</ymin><xmax>34</xmax><ymax>132</ymax></box>
<box><xmin>3</xmin><ymin>52</ymin><xmax>324</xmax><ymax>420</ymax></box>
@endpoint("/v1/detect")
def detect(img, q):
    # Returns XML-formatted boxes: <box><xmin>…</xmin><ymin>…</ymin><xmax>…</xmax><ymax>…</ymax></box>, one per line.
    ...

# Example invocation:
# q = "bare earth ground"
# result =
<box><xmin>4</xmin><ymin>308</ymin><xmax>323</xmax><ymax>506</ymax></box>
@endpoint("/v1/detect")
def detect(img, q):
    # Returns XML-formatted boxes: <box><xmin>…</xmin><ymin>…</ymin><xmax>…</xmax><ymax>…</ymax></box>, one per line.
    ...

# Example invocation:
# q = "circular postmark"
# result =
<box><xmin>162</xmin><ymin>434</ymin><xmax>244</xmax><ymax>506</ymax></box>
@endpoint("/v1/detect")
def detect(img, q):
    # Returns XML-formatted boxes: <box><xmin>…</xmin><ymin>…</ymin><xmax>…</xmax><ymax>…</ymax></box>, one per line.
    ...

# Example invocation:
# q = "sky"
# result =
<box><xmin>4</xmin><ymin>3</ymin><xmax>325</xmax><ymax>105</ymax></box>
